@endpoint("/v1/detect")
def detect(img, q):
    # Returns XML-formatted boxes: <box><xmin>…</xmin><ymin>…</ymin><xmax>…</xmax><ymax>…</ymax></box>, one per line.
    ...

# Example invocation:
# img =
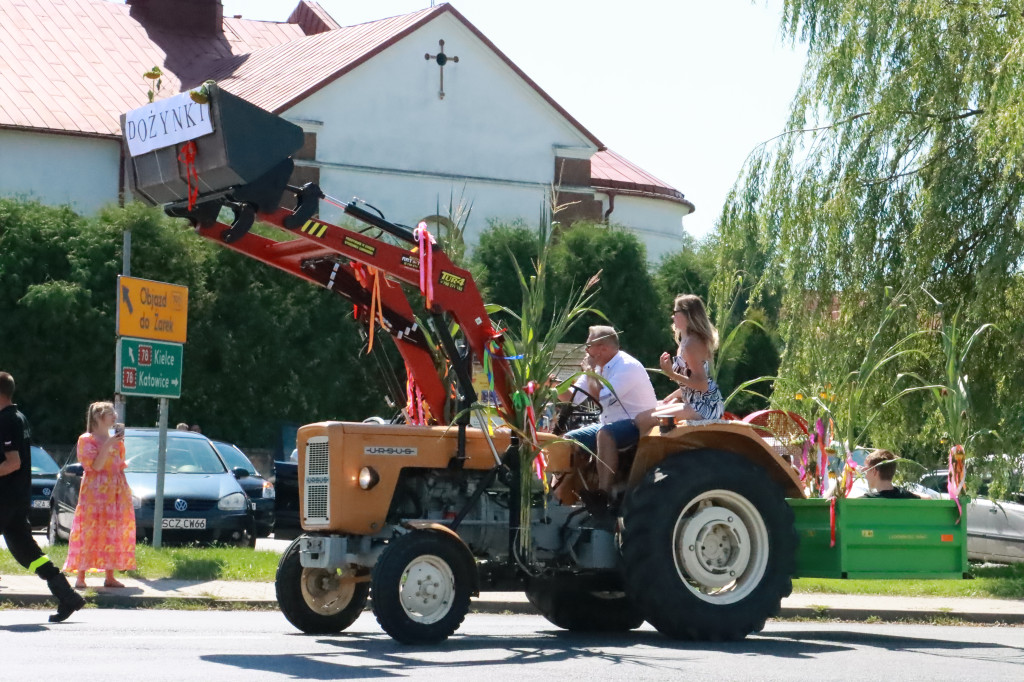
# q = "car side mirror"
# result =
<box><xmin>64</xmin><ymin>463</ymin><xmax>84</xmax><ymax>477</ymax></box>
<box><xmin>232</xmin><ymin>467</ymin><xmax>250</xmax><ymax>480</ymax></box>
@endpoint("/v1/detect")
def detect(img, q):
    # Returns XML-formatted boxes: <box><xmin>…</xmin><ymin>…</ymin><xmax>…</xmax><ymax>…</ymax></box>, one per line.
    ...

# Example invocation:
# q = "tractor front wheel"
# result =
<box><xmin>371</xmin><ymin>530</ymin><xmax>474</xmax><ymax>644</ymax></box>
<box><xmin>275</xmin><ymin>537</ymin><xmax>369</xmax><ymax>634</ymax></box>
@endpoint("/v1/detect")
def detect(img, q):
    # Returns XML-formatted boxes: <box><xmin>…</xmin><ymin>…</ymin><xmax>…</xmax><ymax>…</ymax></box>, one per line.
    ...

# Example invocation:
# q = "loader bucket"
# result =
<box><xmin>120</xmin><ymin>83</ymin><xmax>304</xmax><ymax>213</ymax></box>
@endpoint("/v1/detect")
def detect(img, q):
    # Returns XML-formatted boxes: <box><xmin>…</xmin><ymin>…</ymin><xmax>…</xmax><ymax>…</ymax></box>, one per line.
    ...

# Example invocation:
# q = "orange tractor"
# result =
<box><xmin>120</xmin><ymin>86</ymin><xmax>964</xmax><ymax>645</ymax></box>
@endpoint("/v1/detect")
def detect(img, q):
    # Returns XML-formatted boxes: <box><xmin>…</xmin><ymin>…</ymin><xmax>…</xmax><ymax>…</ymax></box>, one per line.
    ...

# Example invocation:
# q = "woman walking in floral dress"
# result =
<box><xmin>63</xmin><ymin>401</ymin><xmax>136</xmax><ymax>588</ymax></box>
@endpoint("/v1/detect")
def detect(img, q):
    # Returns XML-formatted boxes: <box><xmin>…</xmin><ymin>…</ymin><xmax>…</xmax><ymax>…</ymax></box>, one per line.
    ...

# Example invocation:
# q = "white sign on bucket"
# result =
<box><xmin>123</xmin><ymin>92</ymin><xmax>213</xmax><ymax>157</ymax></box>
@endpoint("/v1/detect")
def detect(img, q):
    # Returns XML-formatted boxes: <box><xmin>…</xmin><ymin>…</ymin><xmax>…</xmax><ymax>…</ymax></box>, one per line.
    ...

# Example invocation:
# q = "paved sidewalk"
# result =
<box><xmin>2</xmin><ymin>574</ymin><xmax>1023</xmax><ymax>624</ymax></box>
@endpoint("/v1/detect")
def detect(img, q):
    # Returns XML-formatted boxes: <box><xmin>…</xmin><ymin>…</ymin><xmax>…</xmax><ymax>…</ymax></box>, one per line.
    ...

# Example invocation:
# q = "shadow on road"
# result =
<box><xmin>771</xmin><ymin>627</ymin><xmax>1024</xmax><ymax>655</ymax></box>
<box><xmin>0</xmin><ymin>623</ymin><xmax>49</xmax><ymax>633</ymax></box>
<box><xmin>200</xmin><ymin>628</ymin><xmax>857</xmax><ymax>679</ymax></box>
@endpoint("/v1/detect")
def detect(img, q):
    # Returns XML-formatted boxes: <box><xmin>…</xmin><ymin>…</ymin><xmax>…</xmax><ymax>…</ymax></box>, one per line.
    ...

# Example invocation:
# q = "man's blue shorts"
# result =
<box><xmin>564</xmin><ymin>418</ymin><xmax>641</xmax><ymax>455</ymax></box>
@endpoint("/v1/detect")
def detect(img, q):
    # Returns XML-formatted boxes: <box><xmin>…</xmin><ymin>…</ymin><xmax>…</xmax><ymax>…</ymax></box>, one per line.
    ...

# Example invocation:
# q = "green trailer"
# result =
<box><xmin>790</xmin><ymin>497</ymin><xmax>969</xmax><ymax>579</ymax></box>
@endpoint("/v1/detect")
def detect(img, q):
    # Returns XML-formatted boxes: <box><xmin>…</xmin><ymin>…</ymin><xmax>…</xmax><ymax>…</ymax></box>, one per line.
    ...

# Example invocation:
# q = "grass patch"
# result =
<box><xmin>793</xmin><ymin>563</ymin><xmax>1024</xmax><ymax>600</ymax></box>
<box><xmin>0</xmin><ymin>544</ymin><xmax>278</xmax><ymax>582</ymax></box>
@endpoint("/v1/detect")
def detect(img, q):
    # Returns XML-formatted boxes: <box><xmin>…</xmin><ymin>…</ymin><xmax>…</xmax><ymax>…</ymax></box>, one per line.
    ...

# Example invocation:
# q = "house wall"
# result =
<box><xmin>0</xmin><ymin>129</ymin><xmax>120</xmax><ymax>213</ymax></box>
<box><xmin>283</xmin><ymin>12</ymin><xmax>596</xmax><ymax>243</ymax></box>
<box><xmin>597</xmin><ymin>192</ymin><xmax>692</xmax><ymax>262</ymax></box>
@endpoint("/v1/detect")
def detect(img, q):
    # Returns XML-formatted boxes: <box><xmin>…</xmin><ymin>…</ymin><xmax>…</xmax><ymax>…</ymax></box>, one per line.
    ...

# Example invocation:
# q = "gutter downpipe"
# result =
<box><xmin>603</xmin><ymin>190</ymin><xmax>616</xmax><ymax>221</ymax></box>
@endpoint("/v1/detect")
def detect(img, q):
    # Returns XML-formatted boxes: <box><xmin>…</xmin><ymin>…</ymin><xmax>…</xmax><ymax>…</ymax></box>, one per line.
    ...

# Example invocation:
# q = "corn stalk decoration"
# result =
<box><xmin>917</xmin><ymin>288</ymin><xmax>997</xmax><ymax>516</ymax></box>
<box><xmin>795</xmin><ymin>289</ymin><xmax>934</xmax><ymax>498</ymax></box>
<box><xmin>480</xmin><ymin>220</ymin><xmax>603</xmax><ymax>559</ymax></box>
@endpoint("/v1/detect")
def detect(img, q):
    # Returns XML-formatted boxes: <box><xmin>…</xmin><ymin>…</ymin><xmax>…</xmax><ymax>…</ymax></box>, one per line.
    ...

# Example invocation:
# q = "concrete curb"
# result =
<box><xmin>3</xmin><ymin>591</ymin><xmax>1023</xmax><ymax>624</ymax></box>
<box><xmin>776</xmin><ymin>605</ymin><xmax>1024</xmax><ymax>625</ymax></box>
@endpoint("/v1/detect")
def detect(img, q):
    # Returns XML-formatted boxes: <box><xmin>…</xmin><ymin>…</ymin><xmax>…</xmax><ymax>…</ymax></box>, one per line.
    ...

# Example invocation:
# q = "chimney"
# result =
<box><xmin>128</xmin><ymin>0</ymin><xmax>224</xmax><ymax>35</ymax></box>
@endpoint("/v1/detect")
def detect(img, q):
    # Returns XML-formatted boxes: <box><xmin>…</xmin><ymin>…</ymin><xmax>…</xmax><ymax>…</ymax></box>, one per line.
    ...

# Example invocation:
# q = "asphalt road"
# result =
<box><xmin>0</xmin><ymin>609</ymin><xmax>1021</xmax><ymax>681</ymax></box>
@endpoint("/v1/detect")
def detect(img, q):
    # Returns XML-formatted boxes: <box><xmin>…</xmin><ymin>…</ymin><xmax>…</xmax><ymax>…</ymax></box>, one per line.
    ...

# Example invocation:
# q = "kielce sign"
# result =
<box><xmin>123</xmin><ymin>91</ymin><xmax>213</xmax><ymax>157</ymax></box>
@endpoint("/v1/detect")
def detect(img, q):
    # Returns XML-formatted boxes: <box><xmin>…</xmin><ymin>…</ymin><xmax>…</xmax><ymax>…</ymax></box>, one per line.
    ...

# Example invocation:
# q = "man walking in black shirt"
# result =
<box><xmin>0</xmin><ymin>371</ymin><xmax>85</xmax><ymax>622</ymax></box>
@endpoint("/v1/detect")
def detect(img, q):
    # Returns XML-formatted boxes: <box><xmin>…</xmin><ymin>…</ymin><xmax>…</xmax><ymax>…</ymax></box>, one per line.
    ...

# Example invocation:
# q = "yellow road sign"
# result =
<box><xmin>117</xmin><ymin>275</ymin><xmax>188</xmax><ymax>343</ymax></box>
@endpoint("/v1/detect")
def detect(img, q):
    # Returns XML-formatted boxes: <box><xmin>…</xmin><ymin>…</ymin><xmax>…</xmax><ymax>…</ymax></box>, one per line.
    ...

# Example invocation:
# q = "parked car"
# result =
<box><xmin>211</xmin><ymin>440</ymin><xmax>275</xmax><ymax>538</ymax></box>
<box><xmin>271</xmin><ymin>460</ymin><xmax>300</xmax><ymax>540</ymax></box>
<box><xmin>49</xmin><ymin>428</ymin><xmax>254</xmax><ymax>547</ymax></box>
<box><xmin>29</xmin><ymin>445</ymin><xmax>60</xmax><ymax>530</ymax></box>
<box><xmin>919</xmin><ymin>470</ymin><xmax>1024</xmax><ymax>564</ymax></box>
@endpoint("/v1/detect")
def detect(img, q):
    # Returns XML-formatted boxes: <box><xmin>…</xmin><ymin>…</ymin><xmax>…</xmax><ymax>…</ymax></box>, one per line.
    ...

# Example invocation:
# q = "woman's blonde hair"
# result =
<box><xmin>673</xmin><ymin>294</ymin><xmax>719</xmax><ymax>351</ymax></box>
<box><xmin>86</xmin><ymin>401</ymin><xmax>115</xmax><ymax>432</ymax></box>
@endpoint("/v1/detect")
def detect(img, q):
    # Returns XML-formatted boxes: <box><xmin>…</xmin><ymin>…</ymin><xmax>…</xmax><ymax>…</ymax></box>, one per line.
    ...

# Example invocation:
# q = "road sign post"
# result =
<box><xmin>115</xmin><ymin>275</ymin><xmax>188</xmax><ymax>550</ymax></box>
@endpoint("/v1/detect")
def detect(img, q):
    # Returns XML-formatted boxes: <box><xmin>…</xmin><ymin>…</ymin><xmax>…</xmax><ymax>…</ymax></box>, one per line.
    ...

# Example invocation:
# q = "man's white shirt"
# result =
<box><xmin>573</xmin><ymin>350</ymin><xmax>657</xmax><ymax>424</ymax></box>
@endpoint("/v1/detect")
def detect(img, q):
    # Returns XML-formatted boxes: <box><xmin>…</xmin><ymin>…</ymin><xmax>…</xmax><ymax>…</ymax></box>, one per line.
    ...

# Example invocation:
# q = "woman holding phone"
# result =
<box><xmin>63</xmin><ymin>401</ymin><xmax>136</xmax><ymax>588</ymax></box>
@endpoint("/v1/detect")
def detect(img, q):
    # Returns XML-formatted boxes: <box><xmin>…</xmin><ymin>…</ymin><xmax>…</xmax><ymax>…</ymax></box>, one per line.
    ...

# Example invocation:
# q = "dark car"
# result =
<box><xmin>49</xmin><ymin>428</ymin><xmax>254</xmax><ymax>546</ymax></box>
<box><xmin>29</xmin><ymin>445</ymin><xmax>60</xmax><ymax>530</ymax></box>
<box><xmin>272</xmin><ymin>459</ymin><xmax>300</xmax><ymax>541</ymax></box>
<box><xmin>211</xmin><ymin>440</ymin><xmax>275</xmax><ymax>538</ymax></box>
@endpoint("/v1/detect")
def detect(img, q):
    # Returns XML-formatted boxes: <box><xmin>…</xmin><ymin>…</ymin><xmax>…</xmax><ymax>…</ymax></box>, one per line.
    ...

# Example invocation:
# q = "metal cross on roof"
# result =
<box><xmin>425</xmin><ymin>39</ymin><xmax>459</xmax><ymax>100</ymax></box>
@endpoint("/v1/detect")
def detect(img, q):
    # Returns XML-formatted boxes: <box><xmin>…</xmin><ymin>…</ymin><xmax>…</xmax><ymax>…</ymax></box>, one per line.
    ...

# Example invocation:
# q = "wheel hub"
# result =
<box><xmin>300</xmin><ymin>568</ymin><xmax>355</xmax><ymax>616</ymax></box>
<box><xmin>671</xmin><ymin>490</ymin><xmax>769</xmax><ymax>604</ymax></box>
<box><xmin>678</xmin><ymin>506</ymin><xmax>752</xmax><ymax>588</ymax></box>
<box><xmin>398</xmin><ymin>555</ymin><xmax>455</xmax><ymax>625</ymax></box>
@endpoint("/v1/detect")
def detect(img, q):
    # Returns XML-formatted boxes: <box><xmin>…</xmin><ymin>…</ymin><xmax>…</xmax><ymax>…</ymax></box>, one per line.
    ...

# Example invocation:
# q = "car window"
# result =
<box><xmin>124</xmin><ymin>435</ymin><xmax>227</xmax><ymax>474</ymax></box>
<box><xmin>919</xmin><ymin>473</ymin><xmax>946</xmax><ymax>491</ymax></box>
<box><xmin>30</xmin><ymin>446</ymin><xmax>60</xmax><ymax>475</ymax></box>
<box><xmin>213</xmin><ymin>442</ymin><xmax>257</xmax><ymax>475</ymax></box>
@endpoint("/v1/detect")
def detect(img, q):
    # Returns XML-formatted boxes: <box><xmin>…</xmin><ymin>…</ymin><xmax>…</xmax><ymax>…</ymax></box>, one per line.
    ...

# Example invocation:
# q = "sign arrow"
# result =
<box><xmin>128</xmin><ymin>346</ymin><xmax>136</xmax><ymax>364</ymax></box>
<box><xmin>121</xmin><ymin>285</ymin><xmax>134</xmax><ymax>315</ymax></box>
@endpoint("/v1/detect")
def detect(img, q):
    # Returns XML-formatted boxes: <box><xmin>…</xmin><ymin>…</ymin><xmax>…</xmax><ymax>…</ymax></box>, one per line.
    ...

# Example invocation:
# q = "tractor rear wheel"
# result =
<box><xmin>276</xmin><ymin>537</ymin><xmax>369</xmax><ymax>634</ymax></box>
<box><xmin>621</xmin><ymin>450</ymin><xmax>796</xmax><ymax>641</ymax></box>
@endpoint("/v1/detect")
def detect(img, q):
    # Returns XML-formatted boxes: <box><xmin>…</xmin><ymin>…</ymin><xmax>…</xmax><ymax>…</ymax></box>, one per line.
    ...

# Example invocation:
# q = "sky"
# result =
<box><xmin>203</xmin><ymin>1</ymin><xmax>808</xmax><ymax>239</ymax></box>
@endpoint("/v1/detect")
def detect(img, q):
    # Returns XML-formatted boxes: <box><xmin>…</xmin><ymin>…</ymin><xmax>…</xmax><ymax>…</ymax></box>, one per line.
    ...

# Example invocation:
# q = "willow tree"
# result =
<box><xmin>716</xmin><ymin>1</ymin><xmax>1024</xmax><ymax>460</ymax></box>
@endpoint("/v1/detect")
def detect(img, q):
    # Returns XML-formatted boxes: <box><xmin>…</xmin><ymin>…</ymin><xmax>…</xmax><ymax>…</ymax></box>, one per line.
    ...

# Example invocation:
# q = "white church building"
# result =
<box><xmin>0</xmin><ymin>0</ymin><xmax>694</xmax><ymax>260</ymax></box>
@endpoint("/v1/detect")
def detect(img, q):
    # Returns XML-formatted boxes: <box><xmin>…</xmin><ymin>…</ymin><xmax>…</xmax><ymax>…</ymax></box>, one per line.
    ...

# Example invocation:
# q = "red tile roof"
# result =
<box><xmin>591</xmin><ymin>149</ymin><xmax>694</xmax><ymax>212</ymax></box>
<box><xmin>207</xmin><ymin>7</ymin><xmax>442</xmax><ymax>112</ymax></box>
<box><xmin>0</xmin><ymin>0</ymin><xmax>305</xmax><ymax>137</ymax></box>
<box><xmin>1</xmin><ymin>1</ymin><xmax>687</xmax><ymax>211</ymax></box>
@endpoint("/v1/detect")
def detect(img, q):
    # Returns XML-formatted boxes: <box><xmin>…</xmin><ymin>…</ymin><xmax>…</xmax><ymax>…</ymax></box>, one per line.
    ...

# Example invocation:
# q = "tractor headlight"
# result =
<box><xmin>358</xmin><ymin>466</ymin><xmax>380</xmax><ymax>490</ymax></box>
<box><xmin>218</xmin><ymin>492</ymin><xmax>247</xmax><ymax>511</ymax></box>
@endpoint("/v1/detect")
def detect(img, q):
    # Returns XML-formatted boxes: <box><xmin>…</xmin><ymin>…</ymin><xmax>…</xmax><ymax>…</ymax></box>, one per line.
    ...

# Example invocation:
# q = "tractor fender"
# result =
<box><xmin>628</xmin><ymin>420</ymin><xmax>805</xmax><ymax>498</ymax></box>
<box><xmin>400</xmin><ymin>521</ymin><xmax>481</xmax><ymax>595</ymax></box>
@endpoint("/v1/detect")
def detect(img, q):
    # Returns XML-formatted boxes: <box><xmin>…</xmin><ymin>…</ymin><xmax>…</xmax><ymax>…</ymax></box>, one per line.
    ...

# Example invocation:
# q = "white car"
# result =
<box><xmin>919</xmin><ymin>470</ymin><xmax>1024</xmax><ymax>564</ymax></box>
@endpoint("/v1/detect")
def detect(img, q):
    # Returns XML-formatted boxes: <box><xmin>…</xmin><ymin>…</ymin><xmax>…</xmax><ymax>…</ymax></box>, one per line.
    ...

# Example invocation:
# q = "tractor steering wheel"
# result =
<box><xmin>552</xmin><ymin>384</ymin><xmax>603</xmax><ymax>435</ymax></box>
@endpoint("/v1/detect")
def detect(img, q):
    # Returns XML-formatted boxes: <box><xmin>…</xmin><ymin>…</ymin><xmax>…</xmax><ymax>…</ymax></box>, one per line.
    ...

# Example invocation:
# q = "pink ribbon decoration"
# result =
<box><xmin>414</xmin><ymin>222</ymin><xmax>436</xmax><ymax>309</ymax></box>
<box><xmin>948</xmin><ymin>444</ymin><xmax>966</xmax><ymax>524</ymax></box>
<box><xmin>798</xmin><ymin>438</ymin><xmax>809</xmax><ymax>481</ymax></box>
<box><xmin>406</xmin><ymin>374</ymin><xmax>426</xmax><ymax>426</ymax></box>
<box><xmin>843</xmin><ymin>456</ymin><xmax>858</xmax><ymax>497</ymax></box>
<box><xmin>815</xmin><ymin>418</ymin><xmax>828</xmax><ymax>497</ymax></box>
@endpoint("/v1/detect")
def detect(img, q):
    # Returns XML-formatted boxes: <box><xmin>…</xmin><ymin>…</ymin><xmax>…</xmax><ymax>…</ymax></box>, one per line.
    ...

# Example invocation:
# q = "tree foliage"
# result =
<box><xmin>0</xmin><ymin>199</ymin><xmax>387</xmax><ymax>447</ymax></box>
<box><xmin>714</xmin><ymin>0</ymin><xmax>1024</xmax><ymax>466</ymax></box>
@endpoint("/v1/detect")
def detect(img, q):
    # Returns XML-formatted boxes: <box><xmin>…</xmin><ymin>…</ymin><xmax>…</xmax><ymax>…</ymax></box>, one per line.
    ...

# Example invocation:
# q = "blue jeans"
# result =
<box><xmin>564</xmin><ymin>419</ymin><xmax>641</xmax><ymax>455</ymax></box>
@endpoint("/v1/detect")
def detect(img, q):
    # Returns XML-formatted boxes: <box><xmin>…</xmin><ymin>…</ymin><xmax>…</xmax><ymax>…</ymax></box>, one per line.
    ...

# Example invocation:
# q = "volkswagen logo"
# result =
<box><xmin>42</xmin><ymin>487</ymin><xmax>51</xmax><ymax>496</ymax></box>
<box><xmin>174</xmin><ymin>499</ymin><xmax>188</xmax><ymax>512</ymax></box>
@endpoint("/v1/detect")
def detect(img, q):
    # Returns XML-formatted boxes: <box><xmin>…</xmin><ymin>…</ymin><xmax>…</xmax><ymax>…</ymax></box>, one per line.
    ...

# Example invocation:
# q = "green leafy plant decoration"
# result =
<box><xmin>143</xmin><ymin>66</ymin><xmax>163</xmax><ymax>103</ymax></box>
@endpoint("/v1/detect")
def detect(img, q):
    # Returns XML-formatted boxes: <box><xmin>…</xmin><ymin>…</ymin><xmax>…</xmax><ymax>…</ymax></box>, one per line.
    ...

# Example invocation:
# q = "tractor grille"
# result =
<box><xmin>303</xmin><ymin>436</ymin><xmax>330</xmax><ymax>525</ymax></box>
